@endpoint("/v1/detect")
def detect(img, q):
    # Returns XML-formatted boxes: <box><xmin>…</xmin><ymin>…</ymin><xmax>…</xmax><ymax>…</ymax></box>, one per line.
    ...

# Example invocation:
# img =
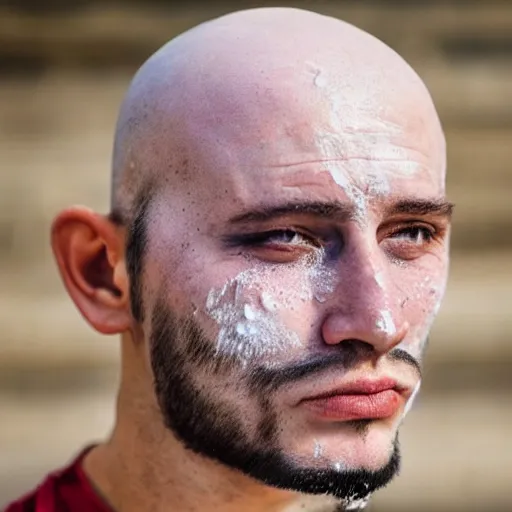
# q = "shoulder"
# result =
<box><xmin>4</xmin><ymin>489</ymin><xmax>38</xmax><ymax>512</ymax></box>
<box><xmin>3</xmin><ymin>446</ymin><xmax>95</xmax><ymax>512</ymax></box>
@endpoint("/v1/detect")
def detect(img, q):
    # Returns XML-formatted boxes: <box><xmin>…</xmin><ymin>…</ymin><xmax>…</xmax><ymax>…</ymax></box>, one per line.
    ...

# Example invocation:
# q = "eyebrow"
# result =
<box><xmin>386</xmin><ymin>198</ymin><xmax>454</xmax><ymax>218</ymax></box>
<box><xmin>229</xmin><ymin>200</ymin><xmax>354</xmax><ymax>224</ymax></box>
<box><xmin>228</xmin><ymin>198</ymin><xmax>454</xmax><ymax>225</ymax></box>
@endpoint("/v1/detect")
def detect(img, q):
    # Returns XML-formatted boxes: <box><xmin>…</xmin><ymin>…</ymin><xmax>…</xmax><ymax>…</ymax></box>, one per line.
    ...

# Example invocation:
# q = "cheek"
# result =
<box><xmin>395</xmin><ymin>262</ymin><xmax>448</xmax><ymax>359</ymax></box>
<box><xmin>203</xmin><ymin>259</ymin><xmax>337</xmax><ymax>365</ymax></box>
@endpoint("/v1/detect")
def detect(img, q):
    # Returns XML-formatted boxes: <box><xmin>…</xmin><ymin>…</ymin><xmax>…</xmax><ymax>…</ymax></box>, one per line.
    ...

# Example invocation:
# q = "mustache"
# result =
<box><xmin>248</xmin><ymin>346</ymin><xmax>422</xmax><ymax>394</ymax></box>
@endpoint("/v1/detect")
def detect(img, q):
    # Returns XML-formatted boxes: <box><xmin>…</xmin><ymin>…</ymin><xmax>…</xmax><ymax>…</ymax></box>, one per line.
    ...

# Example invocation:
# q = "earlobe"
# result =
<box><xmin>51</xmin><ymin>207</ymin><xmax>133</xmax><ymax>335</ymax></box>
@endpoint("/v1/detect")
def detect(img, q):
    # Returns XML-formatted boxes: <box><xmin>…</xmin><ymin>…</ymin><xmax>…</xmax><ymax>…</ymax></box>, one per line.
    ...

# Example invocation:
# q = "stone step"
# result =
<box><xmin>2</xmin><ymin>3</ymin><xmax>512</xmax><ymax>126</ymax></box>
<box><xmin>2</xmin><ymin>2</ymin><xmax>512</xmax><ymax>55</ymax></box>
<box><xmin>0</xmin><ymin>388</ymin><xmax>510</xmax><ymax>511</ymax></box>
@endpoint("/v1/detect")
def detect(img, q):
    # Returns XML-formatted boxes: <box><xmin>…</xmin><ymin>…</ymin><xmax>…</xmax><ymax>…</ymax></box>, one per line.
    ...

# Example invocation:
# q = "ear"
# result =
<box><xmin>51</xmin><ymin>206</ymin><xmax>133</xmax><ymax>335</ymax></box>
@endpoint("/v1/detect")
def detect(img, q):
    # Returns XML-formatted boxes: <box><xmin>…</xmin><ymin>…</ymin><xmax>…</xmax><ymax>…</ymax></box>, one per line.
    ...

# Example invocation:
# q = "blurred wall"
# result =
<box><xmin>1</xmin><ymin>1</ymin><xmax>511</xmax><ymax>510</ymax></box>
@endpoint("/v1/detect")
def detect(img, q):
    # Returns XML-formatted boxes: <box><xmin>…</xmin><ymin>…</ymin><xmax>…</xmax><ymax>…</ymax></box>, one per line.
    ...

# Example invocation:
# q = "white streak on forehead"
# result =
<box><xmin>309</xmin><ymin>71</ymin><xmax>426</xmax><ymax>227</ymax></box>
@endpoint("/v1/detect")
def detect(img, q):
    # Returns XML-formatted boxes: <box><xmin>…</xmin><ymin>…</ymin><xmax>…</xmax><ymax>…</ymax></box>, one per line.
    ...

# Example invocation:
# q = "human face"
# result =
<box><xmin>131</xmin><ymin>85</ymin><xmax>451</xmax><ymax>505</ymax></box>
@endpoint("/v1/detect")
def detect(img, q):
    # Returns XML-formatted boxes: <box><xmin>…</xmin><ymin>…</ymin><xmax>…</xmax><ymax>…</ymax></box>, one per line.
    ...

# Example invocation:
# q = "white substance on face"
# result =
<box><xmin>308</xmin><ymin>259</ymin><xmax>337</xmax><ymax>304</ymax></box>
<box><xmin>313</xmin><ymin>69</ymin><xmax>326</xmax><ymax>88</ymax></box>
<box><xmin>313</xmin><ymin>439</ymin><xmax>323</xmax><ymax>459</ymax></box>
<box><xmin>315</xmin><ymin>130</ymin><xmax>422</xmax><ymax>226</ymax></box>
<box><xmin>333</xmin><ymin>461</ymin><xmax>343</xmax><ymax>472</ymax></box>
<box><xmin>344</xmin><ymin>496</ymin><xmax>371</xmax><ymax>511</ymax></box>
<box><xmin>376</xmin><ymin>309</ymin><xmax>396</xmax><ymax>336</ymax></box>
<box><xmin>428</xmin><ymin>284</ymin><xmax>443</xmax><ymax>317</ymax></box>
<box><xmin>374</xmin><ymin>271</ymin><xmax>385</xmax><ymax>290</ymax></box>
<box><xmin>260</xmin><ymin>291</ymin><xmax>278</xmax><ymax>312</ymax></box>
<box><xmin>207</xmin><ymin>276</ymin><xmax>301</xmax><ymax>363</ymax></box>
<box><xmin>403</xmin><ymin>380</ymin><xmax>421</xmax><ymax>417</ymax></box>
<box><xmin>244</xmin><ymin>303</ymin><xmax>256</xmax><ymax>320</ymax></box>
<box><xmin>206</xmin><ymin>254</ymin><xmax>337</xmax><ymax>365</ymax></box>
<box><xmin>310</xmin><ymin>79</ymin><xmax>424</xmax><ymax>229</ymax></box>
<box><xmin>366</xmin><ymin>170</ymin><xmax>390</xmax><ymax>197</ymax></box>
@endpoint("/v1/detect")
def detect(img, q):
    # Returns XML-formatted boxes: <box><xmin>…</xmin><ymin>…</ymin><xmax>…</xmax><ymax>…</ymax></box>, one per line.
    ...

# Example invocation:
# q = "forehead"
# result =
<box><xmin>144</xmin><ymin>50</ymin><xmax>445</xmax><ymax>219</ymax></box>
<box><xmin>162</xmin><ymin>91</ymin><xmax>444</xmax><ymax>217</ymax></box>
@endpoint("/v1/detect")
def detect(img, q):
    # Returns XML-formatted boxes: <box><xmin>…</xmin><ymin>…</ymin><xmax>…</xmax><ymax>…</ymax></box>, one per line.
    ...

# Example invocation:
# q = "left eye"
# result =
<box><xmin>245</xmin><ymin>229</ymin><xmax>315</xmax><ymax>247</ymax></box>
<box><xmin>264</xmin><ymin>229</ymin><xmax>310</xmax><ymax>244</ymax></box>
<box><xmin>391</xmin><ymin>226</ymin><xmax>434</xmax><ymax>244</ymax></box>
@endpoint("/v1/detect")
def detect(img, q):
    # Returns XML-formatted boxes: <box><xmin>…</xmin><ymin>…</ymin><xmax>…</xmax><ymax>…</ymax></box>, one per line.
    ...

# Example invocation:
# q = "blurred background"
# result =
<box><xmin>0</xmin><ymin>1</ymin><xmax>511</xmax><ymax>511</ymax></box>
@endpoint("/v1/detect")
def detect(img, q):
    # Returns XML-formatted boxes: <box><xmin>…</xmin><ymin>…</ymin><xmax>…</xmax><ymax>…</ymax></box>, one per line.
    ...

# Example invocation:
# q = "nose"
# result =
<box><xmin>321</xmin><ymin>249</ymin><xmax>408</xmax><ymax>356</ymax></box>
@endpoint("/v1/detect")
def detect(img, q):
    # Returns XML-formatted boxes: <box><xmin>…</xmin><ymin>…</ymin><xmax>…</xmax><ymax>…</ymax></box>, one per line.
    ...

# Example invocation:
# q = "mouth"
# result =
<box><xmin>299</xmin><ymin>377</ymin><xmax>408</xmax><ymax>422</ymax></box>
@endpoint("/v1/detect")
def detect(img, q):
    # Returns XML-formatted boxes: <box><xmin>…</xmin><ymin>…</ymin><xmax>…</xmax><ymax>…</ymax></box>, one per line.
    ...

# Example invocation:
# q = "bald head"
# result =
<box><xmin>110</xmin><ymin>7</ymin><xmax>444</xmax><ymax>222</ymax></box>
<box><xmin>51</xmin><ymin>9</ymin><xmax>451</xmax><ymax>506</ymax></box>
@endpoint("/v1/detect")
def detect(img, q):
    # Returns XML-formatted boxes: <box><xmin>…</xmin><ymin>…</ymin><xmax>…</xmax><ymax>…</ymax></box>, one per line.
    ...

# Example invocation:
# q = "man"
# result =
<box><xmin>6</xmin><ymin>6</ymin><xmax>452</xmax><ymax>512</ymax></box>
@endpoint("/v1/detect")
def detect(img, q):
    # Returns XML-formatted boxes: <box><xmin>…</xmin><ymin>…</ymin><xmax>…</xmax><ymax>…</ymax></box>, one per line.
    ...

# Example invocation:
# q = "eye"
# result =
<box><xmin>384</xmin><ymin>224</ymin><xmax>439</xmax><ymax>261</ymax></box>
<box><xmin>225</xmin><ymin>228</ymin><xmax>324</xmax><ymax>263</ymax></box>
<box><xmin>236</xmin><ymin>229</ymin><xmax>318</xmax><ymax>248</ymax></box>
<box><xmin>390</xmin><ymin>226</ymin><xmax>434</xmax><ymax>244</ymax></box>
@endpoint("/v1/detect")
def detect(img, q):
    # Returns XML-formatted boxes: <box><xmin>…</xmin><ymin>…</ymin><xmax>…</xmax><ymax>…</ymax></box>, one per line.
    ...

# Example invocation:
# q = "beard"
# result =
<box><xmin>148</xmin><ymin>298</ymin><xmax>409</xmax><ymax>506</ymax></box>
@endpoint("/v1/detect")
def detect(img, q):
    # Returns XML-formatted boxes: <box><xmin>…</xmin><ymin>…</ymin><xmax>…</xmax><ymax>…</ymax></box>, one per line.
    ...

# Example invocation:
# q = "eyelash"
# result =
<box><xmin>389</xmin><ymin>225</ymin><xmax>436</xmax><ymax>244</ymax></box>
<box><xmin>234</xmin><ymin>229</ymin><xmax>319</xmax><ymax>248</ymax></box>
<box><xmin>235</xmin><ymin>225</ymin><xmax>435</xmax><ymax>247</ymax></box>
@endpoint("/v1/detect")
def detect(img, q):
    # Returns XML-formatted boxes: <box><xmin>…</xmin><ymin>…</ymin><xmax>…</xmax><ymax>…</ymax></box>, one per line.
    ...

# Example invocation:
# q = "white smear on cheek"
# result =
<box><xmin>206</xmin><ymin>275</ymin><xmax>301</xmax><ymax>364</ymax></box>
<box><xmin>243</xmin><ymin>303</ymin><xmax>256</xmax><ymax>321</ymax></box>
<box><xmin>376</xmin><ymin>309</ymin><xmax>396</xmax><ymax>336</ymax></box>
<box><xmin>260</xmin><ymin>291</ymin><xmax>278</xmax><ymax>312</ymax></box>
<box><xmin>205</xmin><ymin>255</ymin><xmax>337</xmax><ymax>365</ymax></box>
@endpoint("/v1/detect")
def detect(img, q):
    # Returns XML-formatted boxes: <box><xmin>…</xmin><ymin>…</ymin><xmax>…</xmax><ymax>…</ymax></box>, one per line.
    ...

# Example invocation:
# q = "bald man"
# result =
<box><xmin>7</xmin><ymin>7</ymin><xmax>452</xmax><ymax>512</ymax></box>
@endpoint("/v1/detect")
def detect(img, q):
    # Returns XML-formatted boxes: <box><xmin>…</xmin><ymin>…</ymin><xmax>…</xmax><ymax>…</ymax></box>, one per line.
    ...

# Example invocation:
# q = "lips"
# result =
<box><xmin>300</xmin><ymin>377</ymin><xmax>404</xmax><ymax>421</ymax></box>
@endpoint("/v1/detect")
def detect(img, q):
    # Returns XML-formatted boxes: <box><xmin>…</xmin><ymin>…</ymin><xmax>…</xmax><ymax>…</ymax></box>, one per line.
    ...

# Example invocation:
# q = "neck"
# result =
<box><xmin>84</xmin><ymin>408</ymin><xmax>341</xmax><ymax>512</ymax></box>
<box><xmin>82</xmin><ymin>341</ymin><xmax>340</xmax><ymax>512</ymax></box>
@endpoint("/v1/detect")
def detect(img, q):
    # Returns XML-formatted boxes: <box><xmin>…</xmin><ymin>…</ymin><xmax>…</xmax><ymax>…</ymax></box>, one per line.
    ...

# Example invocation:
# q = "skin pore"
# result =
<box><xmin>50</xmin><ymin>7</ymin><xmax>451</xmax><ymax>512</ymax></box>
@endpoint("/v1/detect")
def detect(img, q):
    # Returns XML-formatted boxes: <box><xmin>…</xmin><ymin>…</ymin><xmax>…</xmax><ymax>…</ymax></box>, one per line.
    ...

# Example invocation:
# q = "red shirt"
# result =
<box><xmin>5</xmin><ymin>448</ymin><xmax>110</xmax><ymax>512</ymax></box>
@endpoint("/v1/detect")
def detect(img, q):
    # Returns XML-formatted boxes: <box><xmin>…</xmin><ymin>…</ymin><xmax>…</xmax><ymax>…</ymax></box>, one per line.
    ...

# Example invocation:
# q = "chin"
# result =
<box><xmin>285</xmin><ymin>417</ymin><xmax>400</xmax><ymax>472</ymax></box>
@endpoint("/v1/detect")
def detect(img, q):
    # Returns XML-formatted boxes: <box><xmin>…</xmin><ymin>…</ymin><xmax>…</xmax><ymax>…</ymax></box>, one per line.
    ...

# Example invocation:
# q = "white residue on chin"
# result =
<box><xmin>343</xmin><ymin>495</ymin><xmax>371</xmax><ymax>511</ymax></box>
<box><xmin>332</xmin><ymin>461</ymin><xmax>373</xmax><ymax>509</ymax></box>
<box><xmin>376</xmin><ymin>309</ymin><xmax>396</xmax><ymax>336</ymax></box>
<box><xmin>313</xmin><ymin>439</ymin><xmax>323</xmax><ymax>459</ymax></box>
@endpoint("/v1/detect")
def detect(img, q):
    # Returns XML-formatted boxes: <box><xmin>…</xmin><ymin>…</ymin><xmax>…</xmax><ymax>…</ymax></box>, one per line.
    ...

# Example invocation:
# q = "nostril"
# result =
<box><xmin>337</xmin><ymin>338</ymin><xmax>374</xmax><ymax>359</ymax></box>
